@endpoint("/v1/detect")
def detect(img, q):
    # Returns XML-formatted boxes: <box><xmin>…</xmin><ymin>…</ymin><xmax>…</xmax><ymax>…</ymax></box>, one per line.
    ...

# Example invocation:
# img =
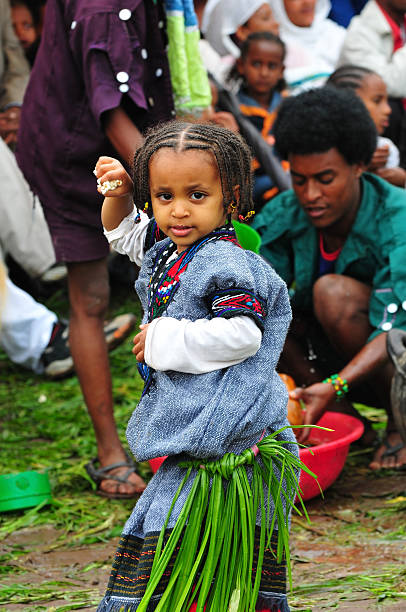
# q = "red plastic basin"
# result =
<box><xmin>298</xmin><ymin>411</ymin><xmax>364</xmax><ymax>500</ymax></box>
<box><xmin>147</xmin><ymin>412</ymin><xmax>364</xmax><ymax>502</ymax></box>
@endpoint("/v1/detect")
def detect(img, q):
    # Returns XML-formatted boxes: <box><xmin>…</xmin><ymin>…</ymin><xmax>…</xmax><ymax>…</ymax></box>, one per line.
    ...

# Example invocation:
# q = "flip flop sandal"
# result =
<box><xmin>378</xmin><ymin>436</ymin><xmax>406</xmax><ymax>471</ymax></box>
<box><xmin>387</xmin><ymin>329</ymin><xmax>406</xmax><ymax>444</ymax></box>
<box><xmin>85</xmin><ymin>455</ymin><xmax>145</xmax><ymax>499</ymax></box>
<box><xmin>381</xmin><ymin>438</ymin><xmax>405</xmax><ymax>459</ymax></box>
<box><xmin>104</xmin><ymin>313</ymin><xmax>136</xmax><ymax>351</ymax></box>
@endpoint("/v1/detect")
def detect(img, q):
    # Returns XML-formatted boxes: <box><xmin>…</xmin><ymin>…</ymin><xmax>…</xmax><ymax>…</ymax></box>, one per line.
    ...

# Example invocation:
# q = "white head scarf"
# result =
<box><xmin>269</xmin><ymin>0</ymin><xmax>345</xmax><ymax>91</ymax></box>
<box><xmin>270</xmin><ymin>0</ymin><xmax>333</xmax><ymax>52</ymax></box>
<box><xmin>201</xmin><ymin>0</ymin><xmax>271</xmax><ymax>57</ymax></box>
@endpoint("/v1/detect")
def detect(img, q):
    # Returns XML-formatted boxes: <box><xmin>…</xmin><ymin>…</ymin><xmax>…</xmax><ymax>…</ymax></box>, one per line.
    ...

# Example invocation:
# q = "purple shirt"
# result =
<box><xmin>16</xmin><ymin>0</ymin><xmax>173</xmax><ymax>258</ymax></box>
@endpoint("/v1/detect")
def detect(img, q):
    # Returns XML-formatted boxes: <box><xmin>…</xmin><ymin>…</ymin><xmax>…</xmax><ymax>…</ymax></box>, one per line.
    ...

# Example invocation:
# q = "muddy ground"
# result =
<box><xmin>1</xmin><ymin>458</ymin><xmax>405</xmax><ymax>612</ymax></box>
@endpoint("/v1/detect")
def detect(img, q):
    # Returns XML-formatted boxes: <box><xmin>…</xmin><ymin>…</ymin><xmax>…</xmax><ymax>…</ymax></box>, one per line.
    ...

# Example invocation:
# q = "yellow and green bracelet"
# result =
<box><xmin>323</xmin><ymin>373</ymin><xmax>349</xmax><ymax>401</ymax></box>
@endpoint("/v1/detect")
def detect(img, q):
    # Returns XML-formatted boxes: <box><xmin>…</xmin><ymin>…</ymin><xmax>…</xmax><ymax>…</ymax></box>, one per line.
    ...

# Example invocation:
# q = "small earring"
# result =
<box><xmin>143</xmin><ymin>201</ymin><xmax>149</xmax><ymax>212</ymax></box>
<box><xmin>229</xmin><ymin>201</ymin><xmax>237</xmax><ymax>212</ymax></box>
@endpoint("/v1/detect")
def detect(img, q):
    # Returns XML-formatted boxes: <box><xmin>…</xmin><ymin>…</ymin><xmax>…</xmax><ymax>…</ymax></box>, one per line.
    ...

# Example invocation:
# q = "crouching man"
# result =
<box><xmin>253</xmin><ymin>87</ymin><xmax>406</xmax><ymax>469</ymax></box>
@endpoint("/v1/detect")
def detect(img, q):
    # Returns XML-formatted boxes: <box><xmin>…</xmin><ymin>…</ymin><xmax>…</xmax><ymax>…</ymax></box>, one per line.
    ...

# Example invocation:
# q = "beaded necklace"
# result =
<box><xmin>147</xmin><ymin>224</ymin><xmax>239</xmax><ymax>321</ymax></box>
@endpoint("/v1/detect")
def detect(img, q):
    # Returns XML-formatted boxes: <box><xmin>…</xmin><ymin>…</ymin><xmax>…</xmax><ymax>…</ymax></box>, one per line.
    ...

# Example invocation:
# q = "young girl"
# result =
<box><xmin>327</xmin><ymin>65</ymin><xmax>406</xmax><ymax>187</ymax></box>
<box><xmin>235</xmin><ymin>32</ymin><xmax>288</xmax><ymax>209</ymax></box>
<box><xmin>95</xmin><ymin>122</ymin><xmax>305</xmax><ymax>612</ymax></box>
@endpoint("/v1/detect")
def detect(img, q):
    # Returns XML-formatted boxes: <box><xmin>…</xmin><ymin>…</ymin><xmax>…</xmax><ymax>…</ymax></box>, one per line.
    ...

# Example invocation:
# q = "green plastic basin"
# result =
<box><xmin>0</xmin><ymin>470</ymin><xmax>52</xmax><ymax>512</ymax></box>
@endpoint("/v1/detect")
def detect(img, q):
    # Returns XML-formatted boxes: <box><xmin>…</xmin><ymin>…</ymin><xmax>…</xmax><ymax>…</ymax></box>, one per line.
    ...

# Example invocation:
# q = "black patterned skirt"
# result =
<box><xmin>97</xmin><ymin>527</ymin><xmax>289</xmax><ymax>611</ymax></box>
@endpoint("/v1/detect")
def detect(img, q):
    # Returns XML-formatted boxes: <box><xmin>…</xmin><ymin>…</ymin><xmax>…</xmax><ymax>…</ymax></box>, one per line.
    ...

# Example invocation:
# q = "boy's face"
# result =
<box><xmin>237</xmin><ymin>40</ymin><xmax>284</xmax><ymax>98</ymax></box>
<box><xmin>289</xmin><ymin>148</ymin><xmax>364</xmax><ymax>231</ymax></box>
<box><xmin>11</xmin><ymin>4</ymin><xmax>37</xmax><ymax>49</ymax></box>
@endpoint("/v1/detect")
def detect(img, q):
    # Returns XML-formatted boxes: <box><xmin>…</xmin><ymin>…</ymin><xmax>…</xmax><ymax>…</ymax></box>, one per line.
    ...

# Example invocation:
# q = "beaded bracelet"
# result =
<box><xmin>322</xmin><ymin>374</ymin><xmax>349</xmax><ymax>401</ymax></box>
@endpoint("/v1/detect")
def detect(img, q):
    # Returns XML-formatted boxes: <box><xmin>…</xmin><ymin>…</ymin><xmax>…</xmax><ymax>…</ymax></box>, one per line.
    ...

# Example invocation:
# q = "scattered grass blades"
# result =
<box><xmin>1</xmin><ymin>285</ymin><xmax>405</xmax><ymax>610</ymax></box>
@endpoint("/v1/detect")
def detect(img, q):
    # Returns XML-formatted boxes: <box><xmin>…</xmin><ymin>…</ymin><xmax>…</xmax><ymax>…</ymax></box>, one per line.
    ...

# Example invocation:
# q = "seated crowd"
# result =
<box><xmin>1</xmin><ymin>0</ymin><xmax>405</xmax><ymax>502</ymax></box>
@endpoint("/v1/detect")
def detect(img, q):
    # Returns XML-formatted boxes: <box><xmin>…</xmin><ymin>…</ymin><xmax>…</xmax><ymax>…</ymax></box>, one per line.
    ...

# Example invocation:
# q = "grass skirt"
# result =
<box><xmin>97</xmin><ymin>430</ymin><xmax>315</xmax><ymax>611</ymax></box>
<box><xmin>97</xmin><ymin>528</ymin><xmax>288</xmax><ymax>611</ymax></box>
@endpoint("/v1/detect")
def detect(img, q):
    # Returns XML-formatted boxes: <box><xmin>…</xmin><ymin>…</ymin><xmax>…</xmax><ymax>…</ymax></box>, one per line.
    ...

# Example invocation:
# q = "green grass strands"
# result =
<box><xmin>155</xmin><ymin>563</ymin><xmax>183</xmax><ymax>611</ymax></box>
<box><xmin>195</xmin><ymin>472</ymin><xmax>223</xmax><ymax>610</ymax></box>
<box><xmin>234</xmin><ymin>470</ymin><xmax>251</xmax><ymax>611</ymax></box>
<box><xmin>140</xmin><ymin>426</ymin><xmax>319</xmax><ymax>610</ymax></box>
<box><xmin>137</xmin><ymin>470</ymin><xmax>202</xmax><ymax>611</ymax></box>
<box><xmin>217</xmin><ymin>472</ymin><xmax>238</xmax><ymax>607</ymax></box>
<box><xmin>205</xmin><ymin>481</ymin><xmax>228</xmax><ymax>610</ymax></box>
<box><xmin>151</xmin><ymin>465</ymin><xmax>193</xmax><ymax>574</ymax></box>
<box><xmin>239</xmin><ymin>467</ymin><xmax>255</xmax><ymax>608</ymax></box>
<box><xmin>250</xmin><ymin>466</ymin><xmax>266</xmax><ymax>612</ymax></box>
<box><xmin>167</xmin><ymin>468</ymin><xmax>211</xmax><ymax>611</ymax></box>
<box><xmin>224</xmin><ymin>474</ymin><xmax>241</xmax><ymax>608</ymax></box>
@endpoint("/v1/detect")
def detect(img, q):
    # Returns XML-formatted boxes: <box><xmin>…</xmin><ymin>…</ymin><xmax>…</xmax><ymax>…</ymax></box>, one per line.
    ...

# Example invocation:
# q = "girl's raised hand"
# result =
<box><xmin>94</xmin><ymin>156</ymin><xmax>134</xmax><ymax>197</ymax></box>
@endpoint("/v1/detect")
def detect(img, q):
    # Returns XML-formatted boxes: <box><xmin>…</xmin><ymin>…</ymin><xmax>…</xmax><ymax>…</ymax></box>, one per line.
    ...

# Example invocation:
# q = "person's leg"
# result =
<box><xmin>67</xmin><ymin>258</ymin><xmax>145</xmax><ymax>495</ymax></box>
<box><xmin>278</xmin><ymin>313</ymin><xmax>326</xmax><ymax>386</ymax></box>
<box><xmin>313</xmin><ymin>274</ymin><xmax>406</xmax><ymax>469</ymax></box>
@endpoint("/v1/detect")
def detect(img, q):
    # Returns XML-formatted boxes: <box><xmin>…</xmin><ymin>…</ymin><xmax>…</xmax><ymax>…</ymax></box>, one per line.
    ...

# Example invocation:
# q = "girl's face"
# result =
<box><xmin>11</xmin><ymin>4</ymin><xmax>38</xmax><ymax>49</ymax></box>
<box><xmin>149</xmin><ymin>148</ymin><xmax>229</xmax><ymax>253</ymax></box>
<box><xmin>283</xmin><ymin>0</ymin><xmax>316</xmax><ymax>27</ymax></box>
<box><xmin>356</xmin><ymin>74</ymin><xmax>391</xmax><ymax>135</ymax></box>
<box><xmin>237</xmin><ymin>40</ymin><xmax>284</xmax><ymax>100</ymax></box>
<box><xmin>237</xmin><ymin>3</ymin><xmax>279</xmax><ymax>40</ymax></box>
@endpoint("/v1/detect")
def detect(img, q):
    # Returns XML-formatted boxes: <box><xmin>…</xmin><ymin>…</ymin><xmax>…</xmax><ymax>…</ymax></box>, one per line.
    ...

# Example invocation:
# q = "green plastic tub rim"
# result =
<box><xmin>0</xmin><ymin>470</ymin><xmax>52</xmax><ymax>512</ymax></box>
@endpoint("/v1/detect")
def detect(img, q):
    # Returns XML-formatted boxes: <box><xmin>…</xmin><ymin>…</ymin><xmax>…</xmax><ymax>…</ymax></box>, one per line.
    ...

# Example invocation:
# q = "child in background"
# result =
<box><xmin>235</xmin><ymin>31</ymin><xmax>289</xmax><ymax>209</ymax></box>
<box><xmin>327</xmin><ymin>65</ymin><xmax>406</xmax><ymax>188</ymax></box>
<box><xmin>10</xmin><ymin>0</ymin><xmax>42</xmax><ymax>66</ymax></box>
<box><xmin>95</xmin><ymin>121</ymin><xmax>304</xmax><ymax>612</ymax></box>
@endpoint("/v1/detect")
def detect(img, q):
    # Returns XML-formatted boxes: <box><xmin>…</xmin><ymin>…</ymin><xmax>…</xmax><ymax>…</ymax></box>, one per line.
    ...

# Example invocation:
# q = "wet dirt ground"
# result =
<box><xmin>1</xmin><ymin>463</ymin><xmax>405</xmax><ymax>611</ymax></box>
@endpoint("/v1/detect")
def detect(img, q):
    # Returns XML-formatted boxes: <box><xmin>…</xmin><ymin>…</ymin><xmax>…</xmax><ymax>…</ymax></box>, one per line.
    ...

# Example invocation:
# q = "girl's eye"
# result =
<box><xmin>191</xmin><ymin>192</ymin><xmax>206</xmax><ymax>201</ymax></box>
<box><xmin>158</xmin><ymin>193</ymin><xmax>172</xmax><ymax>202</ymax></box>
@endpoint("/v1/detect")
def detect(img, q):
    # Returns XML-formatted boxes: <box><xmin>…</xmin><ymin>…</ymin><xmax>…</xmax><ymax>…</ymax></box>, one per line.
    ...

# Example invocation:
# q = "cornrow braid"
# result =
<box><xmin>326</xmin><ymin>64</ymin><xmax>375</xmax><ymax>92</ymax></box>
<box><xmin>132</xmin><ymin>121</ymin><xmax>254</xmax><ymax>219</ymax></box>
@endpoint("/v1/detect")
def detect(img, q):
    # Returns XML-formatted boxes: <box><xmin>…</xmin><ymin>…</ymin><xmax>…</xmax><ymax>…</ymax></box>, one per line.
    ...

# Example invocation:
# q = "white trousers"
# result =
<box><xmin>0</xmin><ymin>138</ymin><xmax>55</xmax><ymax>276</ymax></box>
<box><xmin>0</xmin><ymin>274</ymin><xmax>56</xmax><ymax>372</ymax></box>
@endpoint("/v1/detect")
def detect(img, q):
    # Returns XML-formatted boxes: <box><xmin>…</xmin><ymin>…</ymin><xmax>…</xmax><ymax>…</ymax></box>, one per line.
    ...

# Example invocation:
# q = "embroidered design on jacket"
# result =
<box><xmin>211</xmin><ymin>288</ymin><xmax>267</xmax><ymax>330</ymax></box>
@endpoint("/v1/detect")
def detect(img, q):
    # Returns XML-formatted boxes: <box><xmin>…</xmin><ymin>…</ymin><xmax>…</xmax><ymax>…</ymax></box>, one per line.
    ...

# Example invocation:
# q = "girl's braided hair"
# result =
<box><xmin>326</xmin><ymin>64</ymin><xmax>375</xmax><ymax>91</ymax></box>
<box><xmin>132</xmin><ymin>121</ymin><xmax>254</xmax><ymax>218</ymax></box>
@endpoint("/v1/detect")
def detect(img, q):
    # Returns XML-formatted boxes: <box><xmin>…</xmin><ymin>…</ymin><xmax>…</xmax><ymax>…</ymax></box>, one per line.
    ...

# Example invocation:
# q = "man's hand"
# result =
<box><xmin>132</xmin><ymin>324</ymin><xmax>150</xmax><ymax>362</ymax></box>
<box><xmin>0</xmin><ymin>106</ymin><xmax>21</xmax><ymax>145</ymax></box>
<box><xmin>368</xmin><ymin>145</ymin><xmax>389</xmax><ymax>171</ymax></box>
<box><xmin>376</xmin><ymin>166</ymin><xmax>406</xmax><ymax>187</ymax></box>
<box><xmin>289</xmin><ymin>382</ymin><xmax>335</xmax><ymax>443</ymax></box>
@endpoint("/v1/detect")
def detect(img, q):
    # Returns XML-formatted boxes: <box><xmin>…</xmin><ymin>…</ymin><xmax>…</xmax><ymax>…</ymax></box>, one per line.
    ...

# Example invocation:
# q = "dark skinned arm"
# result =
<box><xmin>103</xmin><ymin>106</ymin><xmax>144</xmax><ymax>164</ymax></box>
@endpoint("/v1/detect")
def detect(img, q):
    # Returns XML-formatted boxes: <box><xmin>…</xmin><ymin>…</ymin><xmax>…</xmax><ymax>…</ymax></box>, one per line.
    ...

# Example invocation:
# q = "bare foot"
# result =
<box><xmin>369</xmin><ymin>431</ymin><xmax>406</xmax><ymax>470</ymax></box>
<box><xmin>89</xmin><ymin>452</ymin><xmax>147</xmax><ymax>498</ymax></box>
